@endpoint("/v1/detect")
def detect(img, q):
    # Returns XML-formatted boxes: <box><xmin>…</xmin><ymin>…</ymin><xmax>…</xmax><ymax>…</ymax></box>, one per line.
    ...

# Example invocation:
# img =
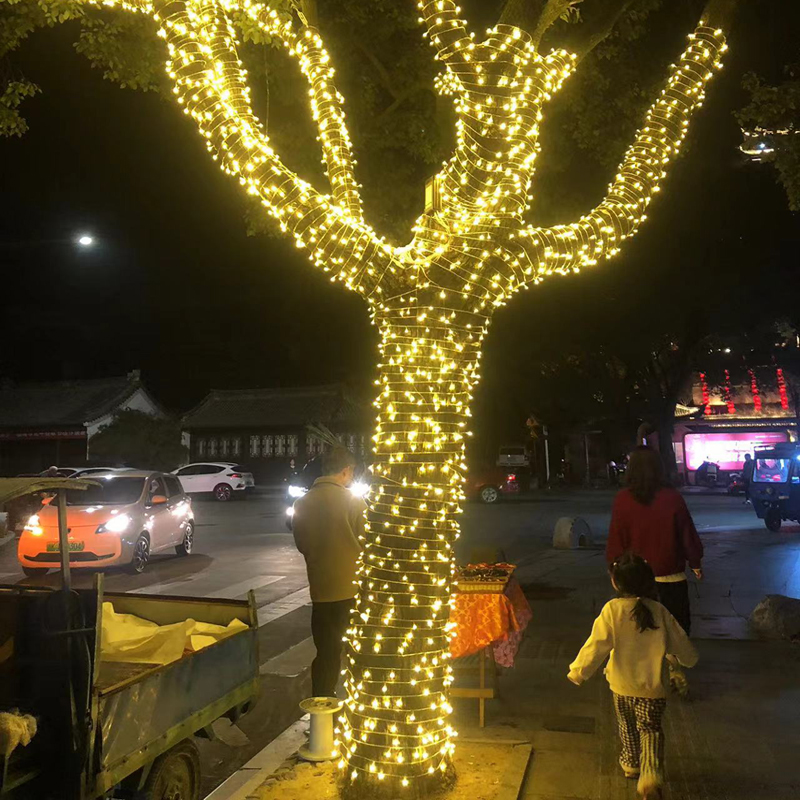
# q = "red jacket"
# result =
<box><xmin>606</xmin><ymin>487</ymin><xmax>703</xmax><ymax>576</ymax></box>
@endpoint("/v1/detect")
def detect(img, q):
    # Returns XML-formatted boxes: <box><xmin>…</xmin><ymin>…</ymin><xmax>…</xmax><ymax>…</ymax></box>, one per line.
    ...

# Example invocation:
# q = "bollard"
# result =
<box><xmin>553</xmin><ymin>517</ymin><xmax>592</xmax><ymax>549</ymax></box>
<box><xmin>298</xmin><ymin>697</ymin><xmax>344</xmax><ymax>762</ymax></box>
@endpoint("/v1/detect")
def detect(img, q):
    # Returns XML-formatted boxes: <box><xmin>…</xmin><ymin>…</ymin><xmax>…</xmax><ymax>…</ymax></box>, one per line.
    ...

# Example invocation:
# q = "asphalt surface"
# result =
<box><xmin>0</xmin><ymin>488</ymin><xmax>779</xmax><ymax>795</ymax></box>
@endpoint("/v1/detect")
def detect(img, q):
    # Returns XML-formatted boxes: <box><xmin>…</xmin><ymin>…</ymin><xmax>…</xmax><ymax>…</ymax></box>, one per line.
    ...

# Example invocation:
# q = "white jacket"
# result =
<box><xmin>569</xmin><ymin>597</ymin><xmax>698</xmax><ymax>698</ymax></box>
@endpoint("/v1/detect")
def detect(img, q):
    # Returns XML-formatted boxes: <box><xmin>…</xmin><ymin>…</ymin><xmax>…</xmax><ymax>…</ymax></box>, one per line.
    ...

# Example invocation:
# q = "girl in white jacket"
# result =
<box><xmin>568</xmin><ymin>553</ymin><xmax>697</xmax><ymax>800</ymax></box>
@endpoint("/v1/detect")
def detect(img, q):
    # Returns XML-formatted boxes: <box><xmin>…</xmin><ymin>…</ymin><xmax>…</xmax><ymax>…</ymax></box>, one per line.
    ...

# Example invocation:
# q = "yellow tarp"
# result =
<box><xmin>101</xmin><ymin>602</ymin><xmax>248</xmax><ymax>665</ymax></box>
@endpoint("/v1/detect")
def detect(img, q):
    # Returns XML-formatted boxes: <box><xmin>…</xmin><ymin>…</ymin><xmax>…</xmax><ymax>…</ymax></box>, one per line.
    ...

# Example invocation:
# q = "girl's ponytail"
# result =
<box><xmin>631</xmin><ymin>598</ymin><xmax>657</xmax><ymax>633</ymax></box>
<box><xmin>610</xmin><ymin>553</ymin><xmax>659</xmax><ymax>633</ymax></box>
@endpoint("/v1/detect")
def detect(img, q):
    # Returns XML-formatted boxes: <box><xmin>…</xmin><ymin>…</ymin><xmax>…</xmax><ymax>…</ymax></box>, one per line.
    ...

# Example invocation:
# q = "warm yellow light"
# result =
<box><xmin>61</xmin><ymin>0</ymin><xmax>728</xmax><ymax>791</ymax></box>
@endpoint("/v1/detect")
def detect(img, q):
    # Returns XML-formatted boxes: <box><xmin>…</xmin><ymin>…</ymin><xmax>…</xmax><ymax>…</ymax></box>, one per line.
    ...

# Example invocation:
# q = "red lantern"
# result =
<box><xmin>699</xmin><ymin>372</ymin><xmax>711</xmax><ymax>415</ymax></box>
<box><xmin>724</xmin><ymin>370</ymin><xmax>735</xmax><ymax>414</ymax></box>
<box><xmin>749</xmin><ymin>369</ymin><xmax>762</xmax><ymax>413</ymax></box>
<box><xmin>777</xmin><ymin>368</ymin><xmax>789</xmax><ymax>410</ymax></box>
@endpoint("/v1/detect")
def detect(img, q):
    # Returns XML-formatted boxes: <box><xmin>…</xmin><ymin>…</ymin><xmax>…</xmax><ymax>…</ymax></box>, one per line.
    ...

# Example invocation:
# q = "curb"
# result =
<box><xmin>204</xmin><ymin>716</ymin><xmax>309</xmax><ymax>800</ymax></box>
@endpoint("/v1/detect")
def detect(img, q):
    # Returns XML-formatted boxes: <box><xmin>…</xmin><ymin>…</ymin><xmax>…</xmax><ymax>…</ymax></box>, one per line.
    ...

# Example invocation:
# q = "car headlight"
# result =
<box><xmin>97</xmin><ymin>514</ymin><xmax>131</xmax><ymax>534</ymax></box>
<box><xmin>24</xmin><ymin>515</ymin><xmax>43</xmax><ymax>536</ymax></box>
<box><xmin>288</xmin><ymin>485</ymin><xmax>307</xmax><ymax>498</ymax></box>
<box><xmin>350</xmin><ymin>481</ymin><xmax>369</xmax><ymax>499</ymax></box>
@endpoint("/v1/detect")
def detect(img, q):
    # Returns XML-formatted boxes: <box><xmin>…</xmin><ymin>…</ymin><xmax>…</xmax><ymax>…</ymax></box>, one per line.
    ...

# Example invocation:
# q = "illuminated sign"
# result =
<box><xmin>684</xmin><ymin>431</ymin><xmax>789</xmax><ymax>471</ymax></box>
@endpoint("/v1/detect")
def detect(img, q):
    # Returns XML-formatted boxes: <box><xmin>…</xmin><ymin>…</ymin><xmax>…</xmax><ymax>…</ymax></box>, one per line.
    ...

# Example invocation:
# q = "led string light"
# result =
<box><xmin>60</xmin><ymin>1</ymin><xmax>730</xmax><ymax>792</ymax></box>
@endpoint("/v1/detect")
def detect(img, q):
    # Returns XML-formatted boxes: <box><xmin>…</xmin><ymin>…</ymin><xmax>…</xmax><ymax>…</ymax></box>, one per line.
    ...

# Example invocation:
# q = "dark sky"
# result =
<box><xmin>1</xmin><ymin>3</ymin><xmax>797</xmax><ymax>433</ymax></box>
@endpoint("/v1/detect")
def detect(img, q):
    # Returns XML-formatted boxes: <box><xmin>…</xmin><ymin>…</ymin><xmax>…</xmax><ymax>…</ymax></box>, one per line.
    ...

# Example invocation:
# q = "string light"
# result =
<box><xmin>63</xmin><ymin>0</ymin><xmax>729</xmax><ymax>792</ymax></box>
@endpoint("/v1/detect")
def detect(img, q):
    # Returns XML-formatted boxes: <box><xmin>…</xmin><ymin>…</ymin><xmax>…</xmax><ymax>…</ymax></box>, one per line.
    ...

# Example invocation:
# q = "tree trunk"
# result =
<box><xmin>339</xmin><ymin>309</ymin><xmax>478</xmax><ymax>794</ymax></box>
<box><xmin>657</xmin><ymin>408</ymin><xmax>679</xmax><ymax>484</ymax></box>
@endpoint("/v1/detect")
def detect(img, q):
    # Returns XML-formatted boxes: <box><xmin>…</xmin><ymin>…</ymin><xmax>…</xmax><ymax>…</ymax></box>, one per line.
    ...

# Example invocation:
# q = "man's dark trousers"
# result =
<box><xmin>311</xmin><ymin>598</ymin><xmax>352</xmax><ymax>697</ymax></box>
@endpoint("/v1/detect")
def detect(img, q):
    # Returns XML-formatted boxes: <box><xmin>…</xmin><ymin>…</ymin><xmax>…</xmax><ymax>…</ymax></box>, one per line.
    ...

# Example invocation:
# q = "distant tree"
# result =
<box><xmin>89</xmin><ymin>409</ymin><xmax>187</xmax><ymax>471</ymax></box>
<box><xmin>737</xmin><ymin>62</ymin><xmax>800</xmax><ymax>210</ymax></box>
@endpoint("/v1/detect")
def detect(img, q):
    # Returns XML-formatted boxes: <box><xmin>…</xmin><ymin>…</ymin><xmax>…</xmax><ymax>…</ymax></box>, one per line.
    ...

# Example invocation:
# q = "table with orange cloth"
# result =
<box><xmin>450</xmin><ymin>578</ymin><xmax>532</xmax><ymax>668</ymax></box>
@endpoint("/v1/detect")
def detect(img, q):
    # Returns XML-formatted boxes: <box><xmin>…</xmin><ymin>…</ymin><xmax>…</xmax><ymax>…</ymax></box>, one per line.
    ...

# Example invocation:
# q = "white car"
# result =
<box><xmin>172</xmin><ymin>462</ymin><xmax>255</xmax><ymax>501</ymax></box>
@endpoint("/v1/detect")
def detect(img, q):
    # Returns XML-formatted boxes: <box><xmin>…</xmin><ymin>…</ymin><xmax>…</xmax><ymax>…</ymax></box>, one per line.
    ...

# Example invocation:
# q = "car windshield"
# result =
<box><xmin>753</xmin><ymin>458</ymin><xmax>791</xmax><ymax>484</ymax></box>
<box><xmin>60</xmin><ymin>476</ymin><xmax>146</xmax><ymax>506</ymax></box>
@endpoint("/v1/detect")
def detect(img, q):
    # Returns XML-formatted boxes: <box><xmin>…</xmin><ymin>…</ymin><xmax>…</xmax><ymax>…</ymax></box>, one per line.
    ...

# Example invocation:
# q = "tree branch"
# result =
<box><xmin>499</xmin><ymin>0</ymin><xmax>574</xmax><ymax>48</ymax></box>
<box><xmin>566</xmin><ymin>0</ymin><xmax>639</xmax><ymax>62</ymax></box>
<box><xmin>77</xmin><ymin>0</ymin><xmax>400</xmax><ymax>299</ymax></box>
<box><xmin>418</xmin><ymin>0</ymin><xmax>472</xmax><ymax>65</ymax></box>
<box><xmin>356</xmin><ymin>40</ymin><xmax>401</xmax><ymax>100</ymax></box>
<box><xmin>507</xmin><ymin>11</ymin><xmax>735</xmax><ymax>287</ymax></box>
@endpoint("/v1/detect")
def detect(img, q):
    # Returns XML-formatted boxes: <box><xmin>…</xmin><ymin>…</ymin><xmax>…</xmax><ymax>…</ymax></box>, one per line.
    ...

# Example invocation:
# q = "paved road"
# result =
<box><xmin>0</xmin><ymin>489</ymin><xmax>781</xmax><ymax>795</ymax></box>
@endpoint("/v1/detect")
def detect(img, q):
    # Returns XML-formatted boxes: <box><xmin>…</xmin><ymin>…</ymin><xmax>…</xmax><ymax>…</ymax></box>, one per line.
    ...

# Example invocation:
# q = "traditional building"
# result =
<box><xmin>673</xmin><ymin>366</ymin><xmax>797</xmax><ymax>484</ymax></box>
<box><xmin>181</xmin><ymin>384</ymin><xmax>370</xmax><ymax>481</ymax></box>
<box><xmin>0</xmin><ymin>371</ymin><xmax>162</xmax><ymax>475</ymax></box>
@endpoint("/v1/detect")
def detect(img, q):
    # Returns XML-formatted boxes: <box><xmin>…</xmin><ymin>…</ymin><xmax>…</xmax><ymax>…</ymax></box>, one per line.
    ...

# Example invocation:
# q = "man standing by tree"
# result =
<box><xmin>292</xmin><ymin>447</ymin><xmax>365</xmax><ymax>698</ymax></box>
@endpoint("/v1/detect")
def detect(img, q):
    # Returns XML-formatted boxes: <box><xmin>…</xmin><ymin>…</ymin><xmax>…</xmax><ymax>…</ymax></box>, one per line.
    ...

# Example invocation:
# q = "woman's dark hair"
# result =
<box><xmin>610</xmin><ymin>553</ymin><xmax>659</xmax><ymax>633</ymax></box>
<box><xmin>625</xmin><ymin>445</ymin><xmax>667</xmax><ymax>505</ymax></box>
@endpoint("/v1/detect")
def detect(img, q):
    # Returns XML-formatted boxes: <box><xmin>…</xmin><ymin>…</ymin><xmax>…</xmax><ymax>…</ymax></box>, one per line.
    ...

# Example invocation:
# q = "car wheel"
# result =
<box><xmin>175</xmin><ymin>523</ymin><xmax>194</xmax><ymax>556</ymax></box>
<box><xmin>765</xmin><ymin>510</ymin><xmax>782</xmax><ymax>533</ymax></box>
<box><xmin>127</xmin><ymin>534</ymin><xmax>150</xmax><ymax>574</ymax></box>
<box><xmin>140</xmin><ymin>739</ymin><xmax>201</xmax><ymax>800</ymax></box>
<box><xmin>479</xmin><ymin>486</ymin><xmax>500</xmax><ymax>504</ymax></box>
<box><xmin>22</xmin><ymin>567</ymin><xmax>49</xmax><ymax>578</ymax></box>
<box><xmin>213</xmin><ymin>483</ymin><xmax>233</xmax><ymax>502</ymax></box>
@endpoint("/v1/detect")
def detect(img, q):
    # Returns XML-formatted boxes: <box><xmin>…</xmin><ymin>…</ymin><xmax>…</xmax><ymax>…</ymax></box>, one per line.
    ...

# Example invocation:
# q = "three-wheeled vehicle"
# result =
<box><xmin>0</xmin><ymin>478</ymin><xmax>259</xmax><ymax>799</ymax></box>
<box><xmin>750</xmin><ymin>442</ymin><xmax>800</xmax><ymax>532</ymax></box>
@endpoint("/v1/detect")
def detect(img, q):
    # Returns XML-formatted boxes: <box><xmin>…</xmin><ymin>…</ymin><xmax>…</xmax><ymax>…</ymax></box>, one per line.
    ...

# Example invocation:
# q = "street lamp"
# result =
<box><xmin>77</xmin><ymin>234</ymin><xmax>94</xmax><ymax>247</ymax></box>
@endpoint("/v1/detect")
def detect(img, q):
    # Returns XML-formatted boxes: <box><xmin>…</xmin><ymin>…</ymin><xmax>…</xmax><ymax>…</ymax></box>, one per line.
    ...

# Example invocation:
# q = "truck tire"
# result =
<box><xmin>141</xmin><ymin>739</ymin><xmax>201</xmax><ymax>800</ymax></box>
<box><xmin>765</xmin><ymin>510</ymin><xmax>782</xmax><ymax>533</ymax></box>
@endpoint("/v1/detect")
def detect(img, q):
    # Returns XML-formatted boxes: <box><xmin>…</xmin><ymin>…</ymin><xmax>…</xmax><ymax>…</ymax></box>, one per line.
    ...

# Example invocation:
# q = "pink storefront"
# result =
<box><xmin>673</xmin><ymin>367</ymin><xmax>797</xmax><ymax>485</ymax></box>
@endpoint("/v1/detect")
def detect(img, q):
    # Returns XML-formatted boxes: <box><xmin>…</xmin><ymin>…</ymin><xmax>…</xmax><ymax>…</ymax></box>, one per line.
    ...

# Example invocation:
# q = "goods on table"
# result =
<box><xmin>455</xmin><ymin>563</ymin><xmax>515</xmax><ymax>593</ymax></box>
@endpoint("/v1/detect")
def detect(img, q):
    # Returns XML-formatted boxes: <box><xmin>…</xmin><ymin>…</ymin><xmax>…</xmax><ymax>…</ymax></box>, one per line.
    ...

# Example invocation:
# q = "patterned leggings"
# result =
<box><xmin>612</xmin><ymin>693</ymin><xmax>667</xmax><ymax>787</ymax></box>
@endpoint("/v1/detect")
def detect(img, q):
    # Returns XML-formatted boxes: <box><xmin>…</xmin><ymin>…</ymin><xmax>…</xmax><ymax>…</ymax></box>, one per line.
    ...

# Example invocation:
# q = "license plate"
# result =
<box><xmin>46</xmin><ymin>541</ymin><xmax>85</xmax><ymax>552</ymax></box>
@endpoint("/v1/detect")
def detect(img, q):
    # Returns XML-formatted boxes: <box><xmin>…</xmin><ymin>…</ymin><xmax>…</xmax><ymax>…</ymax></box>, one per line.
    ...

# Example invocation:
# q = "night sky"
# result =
<box><xmin>1</xmin><ymin>3</ymin><xmax>797</xmax><ymax>447</ymax></box>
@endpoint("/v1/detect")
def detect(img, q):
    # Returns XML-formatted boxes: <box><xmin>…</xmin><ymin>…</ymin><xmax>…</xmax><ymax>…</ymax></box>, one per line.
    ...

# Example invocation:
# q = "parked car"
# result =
<box><xmin>173</xmin><ymin>462</ymin><xmax>255</xmax><ymax>501</ymax></box>
<box><xmin>468</xmin><ymin>467</ymin><xmax>520</xmax><ymax>504</ymax></box>
<box><xmin>284</xmin><ymin>455</ymin><xmax>369</xmax><ymax>530</ymax></box>
<box><xmin>17</xmin><ymin>470</ymin><xmax>194</xmax><ymax>576</ymax></box>
<box><xmin>497</xmin><ymin>445</ymin><xmax>529</xmax><ymax>468</ymax></box>
<box><xmin>66</xmin><ymin>466</ymin><xmax>137</xmax><ymax>478</ymax></box>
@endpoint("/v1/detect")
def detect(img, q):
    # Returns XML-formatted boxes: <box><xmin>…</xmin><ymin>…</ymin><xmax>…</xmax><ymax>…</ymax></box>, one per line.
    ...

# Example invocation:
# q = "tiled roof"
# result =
<box><xmin>0</xmin><ymin>373</ymin><xmax>142</xmax><ymax>429</ymax></box>
<box><xmin>182</xmin><ymin>384</ymin><xmax>368</xmax><ymax>430</ymax></box>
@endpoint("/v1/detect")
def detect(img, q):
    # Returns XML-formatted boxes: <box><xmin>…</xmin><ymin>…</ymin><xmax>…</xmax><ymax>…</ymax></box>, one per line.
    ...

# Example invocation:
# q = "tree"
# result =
<box><xmin>737</xmin><ymin>62</ymin><xmax>800</xmax><ymax>211</ymax></box>
<box><xmin>89</xmin><ymin>409</ymin><xmax>187</xmax><ymax>471</ymax></box>
<box><xmin>0</xmin><ymin>0</ymin><xmax>738</xmax><ymax>793</ymax></box>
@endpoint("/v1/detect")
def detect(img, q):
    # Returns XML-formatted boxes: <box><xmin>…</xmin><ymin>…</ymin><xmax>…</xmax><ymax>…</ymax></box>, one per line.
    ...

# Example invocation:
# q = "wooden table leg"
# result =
<box><xmin>479</xmin><ymin>646</ymin><xmax>486</xmax><ymax>728</ymax></box>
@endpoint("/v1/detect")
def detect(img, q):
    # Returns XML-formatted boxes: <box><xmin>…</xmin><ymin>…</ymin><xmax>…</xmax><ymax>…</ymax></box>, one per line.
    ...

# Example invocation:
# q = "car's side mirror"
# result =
<box><xmin>151</xmin><ymin>495</ymin><xmax>168</xmax><ymax>505</ymax></box>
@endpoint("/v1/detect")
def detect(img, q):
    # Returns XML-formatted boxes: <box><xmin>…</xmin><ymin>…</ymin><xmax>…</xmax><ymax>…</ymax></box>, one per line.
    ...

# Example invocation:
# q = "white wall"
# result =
<box><xmin>85</xmin><ymin>388</ymin><xmax>163</xmax><ymax>439</ymax></box>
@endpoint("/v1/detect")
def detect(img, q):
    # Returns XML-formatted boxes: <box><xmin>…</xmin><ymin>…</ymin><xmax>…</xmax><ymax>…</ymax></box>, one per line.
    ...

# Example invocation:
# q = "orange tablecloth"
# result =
<box><xmin>450</xmin><ymin>579</ymin><xmax>532</xmax><ymax>667</ymax></box>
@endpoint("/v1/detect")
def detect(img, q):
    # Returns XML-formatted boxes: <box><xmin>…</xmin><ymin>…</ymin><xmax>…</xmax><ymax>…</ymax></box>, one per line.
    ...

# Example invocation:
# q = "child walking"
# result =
<box><xmin>567</xmin><ymin>553</ymin><xmax>698</xmax><ymax>799</ymax></box>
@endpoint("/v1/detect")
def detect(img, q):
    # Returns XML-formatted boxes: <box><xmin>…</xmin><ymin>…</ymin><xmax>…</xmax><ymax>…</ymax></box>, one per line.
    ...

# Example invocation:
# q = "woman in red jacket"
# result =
<box><xmin>606</xmin><ymin>446</ymin><xmax>703</xmax><ymax>635</ymax></box>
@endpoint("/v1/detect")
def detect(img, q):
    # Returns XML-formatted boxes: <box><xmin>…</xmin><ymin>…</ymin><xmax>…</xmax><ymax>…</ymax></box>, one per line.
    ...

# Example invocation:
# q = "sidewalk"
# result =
<box><xmin>450</xmin><ymin>540</ymin><xmax>800</xmax><ymax>799</ymax></box>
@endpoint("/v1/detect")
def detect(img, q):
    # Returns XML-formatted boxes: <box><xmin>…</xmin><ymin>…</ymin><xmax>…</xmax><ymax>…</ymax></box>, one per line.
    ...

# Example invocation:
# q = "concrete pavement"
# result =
<box><xmin>2</xmin><ymin>490</ymin><xmax>796</xmax><ymax>797</ymax></box>
<box><xmin>450</xmin><ymin>515</ymin><xmax>800</xmax><ymax>799</ymax></box>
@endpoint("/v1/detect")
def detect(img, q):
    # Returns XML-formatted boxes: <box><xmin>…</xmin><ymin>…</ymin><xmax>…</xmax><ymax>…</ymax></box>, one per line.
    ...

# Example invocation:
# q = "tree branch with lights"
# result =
<box><xmin>0</xmin><ymin>0</ymin><xmax>738</xmax><ymax>793</ymax></box>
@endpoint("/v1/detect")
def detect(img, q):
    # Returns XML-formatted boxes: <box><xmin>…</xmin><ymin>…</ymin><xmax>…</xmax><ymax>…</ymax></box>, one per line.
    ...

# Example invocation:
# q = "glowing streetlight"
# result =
<box><xmin>77</xmin><ymin>234</ymin><xmax>94</xmax><ymax>247</ymax></box>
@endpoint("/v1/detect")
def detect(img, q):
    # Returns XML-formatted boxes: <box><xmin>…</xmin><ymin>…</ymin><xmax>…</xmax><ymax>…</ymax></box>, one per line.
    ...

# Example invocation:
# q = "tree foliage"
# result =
<box><xmin>737</xmin><ymin>63</ymin><xmax>800</xmax><ymax>211</ymax></box>
<box><xmin>89</xmin><ymin>409</ymin><xmax>187</xmax><ymax>471</ymax></box>
<box><xmin>1</xmin><ymin>0</ymin><xmax>723</xmax><ymax>237</ymax></box>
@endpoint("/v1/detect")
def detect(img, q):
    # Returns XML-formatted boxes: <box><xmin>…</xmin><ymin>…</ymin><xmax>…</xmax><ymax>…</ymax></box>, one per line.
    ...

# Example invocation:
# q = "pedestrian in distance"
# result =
<box><xmin>568</xmin><ymin>553</ymin><xmax>698</xmax><ymax>800</ymax></box>
<box><xmin>606</xmin><ymin>445</ymin><xmax>702</xmax><ymax>695</ymax></box>
<box><xmin>741</xmin><ymin>453</ymin><xmax>755</xmax><ymax>503</ymax></box>
<box><xmin>291</xmin><ymin>446</ymin><xmax>365</xmax><ymax>698</ymax></box>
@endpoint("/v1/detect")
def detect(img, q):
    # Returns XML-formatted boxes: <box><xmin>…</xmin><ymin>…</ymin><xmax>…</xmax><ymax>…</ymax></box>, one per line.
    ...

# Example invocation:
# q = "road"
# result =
<box><xmin>0</xmin><ymin>488</ymin><xmax>782</xmax><ymax>795</ymax></box>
